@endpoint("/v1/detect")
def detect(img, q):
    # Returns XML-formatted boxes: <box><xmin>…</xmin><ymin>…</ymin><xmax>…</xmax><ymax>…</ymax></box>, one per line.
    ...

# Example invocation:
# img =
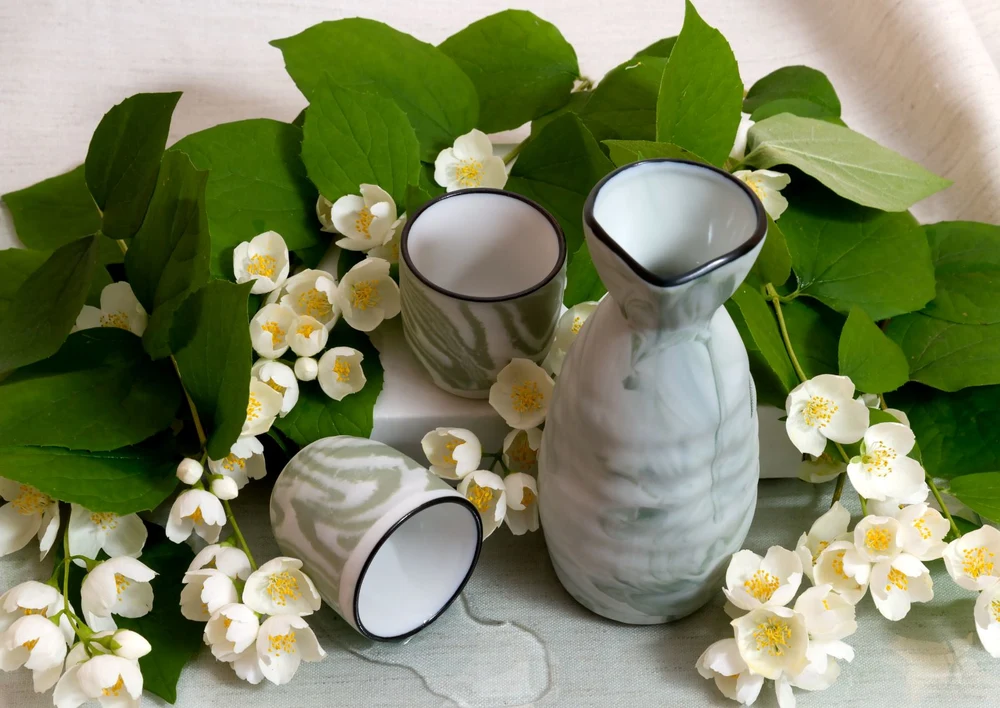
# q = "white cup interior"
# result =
<box><xmin>591</xmin><ymin>161</ymin><xmax>759</xmax><ymax>279</ymax></box>
<box><xmin>355</xmin><ymin>500</ymin><xmax>479</xmax><ymax>639</ymax></box>
<box><xmin>406</xmin><ymin>192</ymin><xmax>561</xmax><ymax>298</ymax></box>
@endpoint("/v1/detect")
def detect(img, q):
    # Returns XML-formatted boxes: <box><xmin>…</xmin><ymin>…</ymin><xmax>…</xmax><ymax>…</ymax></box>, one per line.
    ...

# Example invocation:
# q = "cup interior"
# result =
<box><xmin>355</xmin><ymin>498</ymin><xmax>480</xmax><ymax>639</ymax></box>
<box><xmin>590</xmin><ymin>161</ymin><xmax>761</xmax><ymax>280</ymax></box>
<box><xmin>404</xmin><ymin>190</ymin><xmax>563</xmax><ymax>299</ymax></box>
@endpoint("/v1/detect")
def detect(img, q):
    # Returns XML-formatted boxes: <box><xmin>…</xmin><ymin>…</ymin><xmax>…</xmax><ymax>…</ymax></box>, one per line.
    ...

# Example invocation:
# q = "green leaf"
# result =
<box><xmin>170</xmin><ymin>280</ymin><xmax>253</xmax><ymax>459</ymax></box>
<box><xmin>0</xmin><ymin>329</ymin><xmax>181</xmax><ymax>450</ymax></box>
<box><xmin>2</xmin><ymin>165</ymin><xmax>101</xmax><ymax>250</ymax></box>
<box><xmin>171</xmin><ymin>119</ymin><xmax>321</xmax><ymax>278</ymax></box>
<box><xmin>405</xmin><ymin>182</ymin><xmax>434</xmax><ymax>216</ymax></box>
<box><xmin>578</xmin><ymin>56</ymin><xmax>665</xmax><ymax>143</ymax></box>
<box><xmin>506</xmin><ymin>114</ymin><xmax>614</xmax><ymax>305</ymax></box>
<box><xmin>531</xmin><ymin>90</ymin><xmax>592</xmax><ymax>139</ymax></box>
<box><xmin>272</xmin><ymin>19</ymin><xmax>478</xmax><ymax>160</ymax></box>
<box><xmin>275</xmin><ymin>323</ymin><xmax>383</xmax><ymax>446</ymax></box>
<box><xmin>563</xmin><ymin>244</ymin><xmax>607</xmax><ymax>306</ymax></box>
<box><xmin>117</xmin><ymin>528</ymin><xmax>202</xmax><ymax>704</ymax></box>
<box><xmin>730</xmin><ymin>284</ymin><xmax>799</xmax><ymax>395</ymax></box>
<box><xmin>0</xmin><ymin>248</ymin><xmax>108</xmax><ymax>314</ymax></box>
<box><xmin>603</xmin><ymin>140</ymin><xmax>706</xmax><ymax>167</ymax></box>
<box><xmin>439</xmin><ymin>10</ymin><xmax>579</xmax><ymax>133</ymax></box>
<box><xmin>948</xmin><ymin>473</ymin><xmax>1000</xmax><ymax>524</ymax></box>
<box><xmin>655</xmin><ymin>1</ymin><xmax>743</xmax><ymax>166</ymax></box>
<box><xmin>0</xmin><ymin>236</ymin><xmax>98</xmax><ymax>373</ymax></box>
<box><xmin>746</xmin><ymin>215</ymin><xmax>792</xmax><ymax>288</ymax></box>
<box><xmin>744</xmin><ymin>114</ymin><xmax>951</xmax><ymax>211</ymax></box>
<box><xmin>301</xmin><ymin>82</ymin><xmax>420</xmax><ymax>207</ymax></box>
<box><xmin>85</xmin><ymin>92</ymin><xmax>182</xmax><ymax>239</ymax></box>
<box><xmin>893</xmin><ymin>384</ymin><xmax>1000</xmax><ymax>479</ymax></box>
<box><xmin>778</xmin><ymin>184</ymin><xmax>935</xmax><ymax>320</ymax></box>
<box><xmin>743</xmin><ymin>66</ymin><xmax>841</xmax><ymax>121</ymax></box>
<box><xmin>921</xmin><ymin>221</ymin><xmax>1000</xmax><ymax>325</ymax></box>
<box><xmin>633</xmin><ymin>36</ymin><xmax>676</xmax><ymax>59</ymax></box>
<box><xmin>0</xmin><ymin>445</ymin><xmax>177</xmax><ymax>514</ymax></box>
<box><xmin>725</xmin><ymin>299</ymin><xmax>792</xmax><ymax>409</ymax></box>
<box><xmin>124</xmin><ymin>151</ymin><xmax>211</xmax><ymax>359</ymax></box>
<box><xmin>885</xmin><ymin>313</ymin><xmax>1000</xmax><ymax>392</ymax></box>
<box><xmin>782</xmin><ymin>298</ymin><xmax>844</xmax><ymax>378</ymax></box>
<box><xmin>837</xmin><ymin>306</ymin><xmax>909</xmax><ymax>393</ymax></box>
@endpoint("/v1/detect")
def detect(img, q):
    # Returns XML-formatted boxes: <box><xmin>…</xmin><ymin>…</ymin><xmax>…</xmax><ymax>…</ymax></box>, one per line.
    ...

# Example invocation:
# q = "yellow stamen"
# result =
<box><xmin>261</xmin><ymin>321</ymin><xmax>285</xmax><ymax>347</ymax></box>
<box><xmin>991</xmin><ymin>599</ymin><xmax>1000</xmax><ymax>623</ymax></box>
<box><xmin>222</xmin><ymin>454</ymin><xmax>246</xmax><ymax>472</ymax></box>
<box><xmin>913</xmin><ymin>516</ymin><xmax>932</xmax><ymax>540</ymax></box>
<box><xmin>350</xmin><ymin>280</ymin><xmax>380</xmax><ymax>311</ymax></box>
<box><xmin>296</xmin><ymin>322</ymin><xmax>318</xmax><ymax>338</ymax></box>
<box><xmin>454</xmin><ymin>159</ymin><xmax>484</xmax><ymax>188</ymax></box>
<box><xmin>268</xmin><ymin>631</ymin><xmax>297</xmax><ymax>656</ymax></box>
<box><xmin>100</xmin><ymin>311</ymin><xmax>131</xmax><ymax>330</ymax></box>
<box><xmin>102</xmin><ymin>676</ymin><xmax>125</xmax><ymax>697</ymax></box>
<box><xmin>114</xmin><ymin>573</ymin><xmax>131</xmax><ymax>597</ymax></box>
<box><xmin>885</xmin><ymin>567</ymin><xmax>909</xmax><ymax>592</ymax></box>
<box><xmin>821</xmin><ymin>599</ymin><xmax>831</xmax><ymax>611</ymax></box>
<box><xmin>753</xmin><ymin>618</ymin><xmax>792</xmax><ymax>657</ymax></box>
<box><xmin>22</xmin><ymin>607</ymin><xmax>47</xmax><ymax>616</ymax></box>
<box><xmin>90</xmin><ymin>512</ymin><xmax>119</xmax><ymax>530</ymax></box>
<box><xmin>812</xmin><ymin>540</ymin><xmax>830</xmax><ymax>563</ymax></box>
<box><xmin>188</xmin><ymin>507</ymin><xmax>205</xmax><ymax>525</ymax></box>
<box><xmin>570</xmin><ymin>316</ymin><xmax>584</xmax><ymax>335</ymax></box>
<box><xmin>831</xmin><ymin>551</ymin><xmax>848</xmax><ymax>579</ymax></box>
<box><xmin>743</xmin><ymin>570</ymin><xmax>781</xmax><ymax>603</ymax></box>
<box><xmin>443</xmin><ymin>440</ymin><xmax>460</xmax><ymax>465</ymax></box>
<box><xmin>223</xmin><ymin>617</ymin><xmax>233</xmax><ymax>629</ymax></box>
<box><xmin>962</xmin><ymin>546</ymin><xmax>996</xmax><ymax>579</ymax></box>
<box><xmin>297</xmin><ymin>288</ymin><xmax>333</xmax><ymax>319</ymax></box>
<box><xmin>246</xmin><ymin>254</ymin><xmax>277</xmax><ymax>278</ymax></box>
<box><xmin>802</xmin><ymin>395</ymin><xmax>838</xmax><ymax>429</ymax></box>
<box><xmin>11</xmin><ymin>485</ymin><xmax>53</xmax><ymax>515</ymax></box>
<box><xmin>265</xmin><ymin>378</ymin><xmax>286</xmax><ymax>395</ymax></box>
<box><xmin>864</xmin><ymin>527</ymin><xmax>893</xmax><ymax>553</ymax></box>
<box><xmin>266</xmin><ymin>571</ymin><xmax>302</xmax><ymax>607</ymax></box>
<box><xmin>507</xmin><ymin>433</ymin><xmax>537</xmax><ymax>471</ymax></box>
<box><xmin>521</xmin><ymin>487</ymin><xmax>537</xmax><ymax>506</ymax></box>
<box><xmin>466</xmin><ymin>482</ymin><xmax>496</xmax><ymax>513</ymax></box>
<box><xmin>355</xmin><ymin>207</ymin><xmax>375</xmax><ymax>238</ymax></box>
<box><xmin>333</xmin><ymin>358</ymin><xmax>352</xmax><ymax>383</ymax></box>
<box><xmin>22</xmin><ymin>638</ymin><xmax>39</xmax><ymax>651</ymax></box>
<box><xmin>246</xmin><ymin>393</ymin><xmax>262</xmax><ymax>422</ymax></box>
<box><xmin>861</xmin><ymin>442</ymin><xmax>897</xmax><ymax>478</ymax></box>
<box><xmin>510</xmin><ymin>381</ymin><xmax>544</xmax><ymax>414</ymax></box>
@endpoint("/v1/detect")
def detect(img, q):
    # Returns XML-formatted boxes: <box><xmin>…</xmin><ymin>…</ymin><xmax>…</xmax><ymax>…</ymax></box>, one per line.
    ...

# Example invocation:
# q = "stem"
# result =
<box><xmin>765</xmin><ymin>283</ymin><xmax>807</xmax><ymax>382</ymax></box>
<box><xmin>171</xmin><ymin>356</ymin><xmax>208</xmax><ymax>447</ymax></box>
<box><xmin>503</xmin><ymin>139</ymin><xmax>527</xmax><ymax>166</ymax></box>
<box><xmin>831</xmin><ymin>473</ymin><xmax>846</xmax><ymax>504</ymax></box>
<box><xmin>223</xmin><ymin>499</ymin><xmax>258</xmax><ymax>572</ymax></box>
<box><xmin>928</xmin><ymin>475</ymin><xmax>962</xmax><ymax>537</ymax></box>
<box><xmin>575</xmin><ymin>76</ymin><xmax>594</xmax><ymax>91</ymax></box>
<box><xmin>878</xmin><ymin>393</ymin><xmax>887</xmax><ymax>411</ymax></box>
<box><xmin>116</xmin><ymin>239</ymin><xmax>128</xmax><ymax>256</ymax></box>
<box><xmin>859</xmin><ymin>496</ymin><xmax>868</xmax><ymax>516</ymax></box>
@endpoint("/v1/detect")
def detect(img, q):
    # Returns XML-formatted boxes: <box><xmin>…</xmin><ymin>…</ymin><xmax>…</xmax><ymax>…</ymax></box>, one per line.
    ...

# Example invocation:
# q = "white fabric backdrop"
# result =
<box><xmin>1</xmin><ymin>1</ymin><xmax>998</xmax><ymax>706</ymax></box>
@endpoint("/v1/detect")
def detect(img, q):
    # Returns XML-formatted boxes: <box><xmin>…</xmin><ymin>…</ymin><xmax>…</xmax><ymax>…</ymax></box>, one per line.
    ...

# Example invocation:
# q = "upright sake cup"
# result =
<box><xmin>270</xmin><ymin>436</ymin><xmax>482</xmax><ymax>641</ymax></box>
<box><xmin>399</xmin><ymin>189</ymin><xmax>567</xmax><ymax>398</ymax></box>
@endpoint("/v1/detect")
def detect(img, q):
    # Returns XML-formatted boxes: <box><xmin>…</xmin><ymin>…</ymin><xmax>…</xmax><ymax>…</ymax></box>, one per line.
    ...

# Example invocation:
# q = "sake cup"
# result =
<box><xmin>269</xmin><ymin>436</ymin><xmax>482</xmax><ymax>641</ymax></box>
<box><xmin>399</xmin><ymin>189</ymin><xmax>567</xmax><ymax>398</ymax></box>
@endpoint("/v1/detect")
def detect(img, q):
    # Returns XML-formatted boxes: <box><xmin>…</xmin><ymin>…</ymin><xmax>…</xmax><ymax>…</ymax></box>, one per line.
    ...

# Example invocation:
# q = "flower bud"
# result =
<box><xmin>176</xmin><ymin>457</ymin><xmax>203</xmax><ymax>485</ymax></box>
<box><xmin>111</xmin><ymin>629</ymin><xmax>152</xmax><ymax>660</ymax></box>
<box><xmin>294</xmin><ymin>356</ymin><xmax>318</xmax><ymax>381</ymax></box>
<box><xmin>211</xmin><ymin>476</ymin><xmax>239</xmax><ymax>501</ymax></box>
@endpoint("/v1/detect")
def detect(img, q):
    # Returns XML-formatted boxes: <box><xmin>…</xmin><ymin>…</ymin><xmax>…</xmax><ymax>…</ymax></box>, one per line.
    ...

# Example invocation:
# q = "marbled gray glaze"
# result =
<box><xmin>538</xmin><ymin>162</ymin><xmax>764</xmax><ymax>625</ymax></box>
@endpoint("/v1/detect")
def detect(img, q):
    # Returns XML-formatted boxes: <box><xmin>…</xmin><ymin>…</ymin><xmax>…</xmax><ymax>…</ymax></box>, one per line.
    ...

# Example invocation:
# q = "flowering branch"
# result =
<box><xmin>764</xmin><ymin>283</ymin><xmax>807</xmax><ymax>383</ymax></box>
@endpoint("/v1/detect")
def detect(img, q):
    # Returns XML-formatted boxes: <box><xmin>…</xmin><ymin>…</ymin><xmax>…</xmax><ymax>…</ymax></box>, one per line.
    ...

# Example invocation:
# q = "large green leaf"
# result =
<box><xmin>893</xmin><ymin>384</ymin><xmax>1000</xmax><ymax>479</ymax></box>
<box><xmin>921</xmin><ymin>221</ymin><xmax>1000</xmax><ymax>325</ymax></box>
<box><xmin>578</xmin><ymin>56</ymin><xmax>665</xmax><ymax>143</ymax></box>
<box><xmin>885</xmin><ymin>313</ymin><xmax>1000</xmax><ymax>392</ymax></box>
<box><xmin>778</xmin><ymin>185</ymin><xmax>935</xmax><ymax>320</ymax></box>
<box><xmin>603</xmin><ymin>140</ymin><xmax>705</xmax><ymax>166</ymax></box>
<box><xmin>275</xmin><ymin>323</ymin><xmax>383</xmax><ymax>446</ymax></box>
<box><xmin>171</xmin><ymin>119</ymin><xmax>320</xmax><ymax>277</ymax></box>
<box><xmin>730</xmin><ymin>284</ymin><xmax>799</xmax><ymax>395</ymax></box>
<box><xmin>655</xmin><ymin>1</ymin><xmax>744</xmax><ymax>166</ymax></box>
<box><xmin>85</xmin><ymin>92</ymin><xmax>181</xmax><ymax>239</ymax></box>
<box><xmin>506</xmin><ymin>114</ymin><xmax>614</xmax><ymax>306</ymax></box>
<box><xmin>746</xmin><ymin>215</ymin><xmax>792</xmax><ymax>288</ymax></box>
<box><xmin>272</xmin><ymin>19</ymin><xmax>478</xmax><ymax>160</ymax></box>
<box><xmin>125</xmin><ymin>151</ymin><xmax>211</xmax><ymax>359</ymax></box>
<box><xmin>530</xmin><ymin>90</ymin><xmax>592</xmax><ymax>139</ymax></box>
<box><xmin>439</xmin><ymin>10</ymin><xmax>578</xmax><ymax>133</ymax></box>
<box><xmin>0</xmin><ymin>236</ymin><xmax>98</xmax><ymax>373</ymax></box>
<box><xmin>0</xmin><ymin>445</ymin><xmax>177</xmax><ymax>514</ymax></box>
<box><xmin>0</xmin><ymin>329</ymin><xmax>181</xmax><ymax>450</ymax></box>
<box><xmin>563</xmin><ymin>245</ymin><xmax>606</xmax><ymax>306</ymax></box>
<box><xmin>301</xmin><ymin>82</ymin><xmax>420</xmax><ymax>207</ymax></box>
<box><xmin>0</xmin><ymin>248</ymin><xmax>108</xmax><ymax>314</ymax></box>
<box><xmin>117</xmin><ymin>528</ymin><xmax>202</xmax><ymax>704</ymax></box>
<box><xmin>837</xmin><ymin>306</ymin><xmax>909</xmax><ymax>393</ymax></box>
<box><xmin>948</xmin><ymin>473</ymin><xmax>1000</xmax><ymax>524</ymax></box>
<box><xmin>2</xmin><ymin>165</ymin><xmax>101</xmax><ymax>250</ymax></box>
<box><xmin>743</xmin><ymin>66</ymin><xmax>841</xmax><ymax>121</ymax></box>
<box><xmin>170</xmin><ymin>280</ymin><xmax>253</xmax><ymax>459</ymax></box>
<box><xmin>633</xmin><ymin>36</ymin><xmax>676</xmax><ymax>59</ymax></box>
<box><xmin>744</xmin><ymin>114</ymin><xmax>951</xmax><ymax>211</ymax></box>
<box><xmin>781</xmin><ymin>298</ymin><xmax>843</xmax><ymax>379</ymax></box>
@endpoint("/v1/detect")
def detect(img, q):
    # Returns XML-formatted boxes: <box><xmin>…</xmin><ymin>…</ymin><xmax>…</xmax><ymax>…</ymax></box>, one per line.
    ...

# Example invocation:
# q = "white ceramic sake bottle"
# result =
<box><xmin>538</xmin><ymin>159</ymin><xmax>767</xmax><ymax>625</ymax></box>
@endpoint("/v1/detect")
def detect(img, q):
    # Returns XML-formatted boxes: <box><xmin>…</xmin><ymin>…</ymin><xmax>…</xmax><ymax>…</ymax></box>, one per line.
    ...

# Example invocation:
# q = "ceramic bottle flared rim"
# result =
<box><xmin>400</xmin><ymin>187</ymin><xmax>567</xmax><ymax>303</ymax></box>
<box><xmin>583</xmin><ymin>158</ymin><xmax>767</xmax><ymax>288</ymax></box>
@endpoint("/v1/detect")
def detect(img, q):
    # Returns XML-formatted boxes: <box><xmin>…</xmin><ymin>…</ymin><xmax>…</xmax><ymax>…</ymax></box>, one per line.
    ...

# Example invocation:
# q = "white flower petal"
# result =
<box><xmin>317</xmin><ymin>347</ymin><xmax>367</xmax><ymax>401</ymax></box>
<box><xmin>458</xmin><ymin>471</ymin><xmax>507</xmax><ymax>539</ymax></box>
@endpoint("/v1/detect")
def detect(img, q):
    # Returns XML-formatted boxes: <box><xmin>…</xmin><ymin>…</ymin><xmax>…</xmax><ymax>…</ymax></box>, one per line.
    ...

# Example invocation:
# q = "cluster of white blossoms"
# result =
<box><xmin>179</xmin><ymin>546</ymin><xmax>325</xmax><ymax>685</ymax></box>
<box><xmin>0</xmin><ymin>502</ymin><xmax>157</xmax><ymax>706</ymax></box>
<box><xmin>729</xmin><ymin>112</ymin><xmax>790</xmax><ymax>220</ymax></box>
